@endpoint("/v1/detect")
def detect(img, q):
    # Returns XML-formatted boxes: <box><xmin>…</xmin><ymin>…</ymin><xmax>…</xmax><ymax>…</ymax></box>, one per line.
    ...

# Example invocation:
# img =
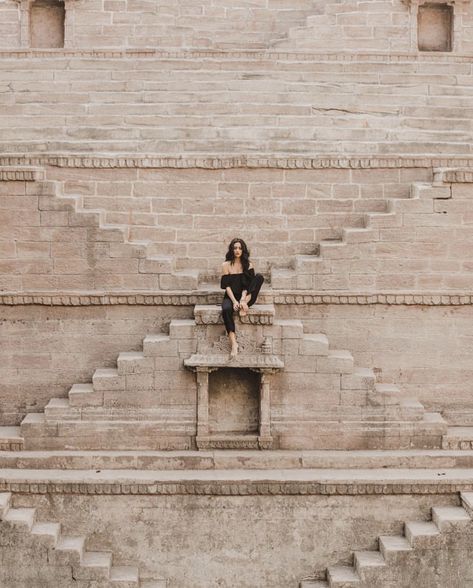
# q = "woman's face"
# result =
<box><xmin>233</xmin><ymin>242</ymin><xmax>243</xmax><ymax>258</ymax></box>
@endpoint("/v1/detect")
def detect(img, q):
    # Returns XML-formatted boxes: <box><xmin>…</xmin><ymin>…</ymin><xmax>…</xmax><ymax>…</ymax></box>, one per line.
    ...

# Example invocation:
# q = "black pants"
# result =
<box><xmin>222</xmin><ymin>273</ymin><xmax>264</xmax><ymax>334</ymax></box>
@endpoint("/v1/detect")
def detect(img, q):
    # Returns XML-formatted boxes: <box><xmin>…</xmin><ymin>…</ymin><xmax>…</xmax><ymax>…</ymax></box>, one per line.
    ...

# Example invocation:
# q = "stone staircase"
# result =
<box><xmin>0</xmin><ymin>303</ymin><xmax>446</xmax><ymax>451</ymax></box>
<box><xmin>270</xmin><ymin>181</ymin><xmax>430</xmax><ymax>289</ymax></box>
<box><xmin>0</xmin><ymin>492</ymin><xmax>165</xmax><ymax>587</ymax></box>
<box><xmin>33</xmin><ymin>175</ymin><xmax>201</xmax><ymax>291</ymax></box>
<box><xmin>1</xmin><ymin>53</ymin><xmax>473</xmax><ymax>156</ymax></box>
<box><xmin>300</xmin><ymin>492</ymin><xmax>473</xmax><ymax>587</ymax></box>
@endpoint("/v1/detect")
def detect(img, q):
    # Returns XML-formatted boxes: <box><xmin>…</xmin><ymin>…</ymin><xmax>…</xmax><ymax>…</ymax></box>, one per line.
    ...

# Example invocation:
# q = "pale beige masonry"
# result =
<box><xmin>1</xmin><ymin>53</ymin><xmax>473</xmax><ymax>156</ymax></box>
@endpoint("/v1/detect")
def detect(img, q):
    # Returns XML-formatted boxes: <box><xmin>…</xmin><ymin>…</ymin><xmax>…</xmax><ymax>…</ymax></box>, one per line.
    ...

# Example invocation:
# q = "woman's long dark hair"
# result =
<box><xmin>225</xmin><ymin>238</ymin><xmax>250</xmax><ymax>272</ymax></box>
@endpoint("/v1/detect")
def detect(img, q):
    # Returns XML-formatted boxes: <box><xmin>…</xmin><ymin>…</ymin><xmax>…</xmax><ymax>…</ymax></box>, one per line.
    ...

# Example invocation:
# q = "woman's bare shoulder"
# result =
<box><xmin>249</xmin><ymin>262</ymin><xmax>254</xmax><ymax>270</ymax></box>
<box><xmin>222</xmin><ymin>261</ymin><xmax>231</xmax><ymax>274</ymax></box>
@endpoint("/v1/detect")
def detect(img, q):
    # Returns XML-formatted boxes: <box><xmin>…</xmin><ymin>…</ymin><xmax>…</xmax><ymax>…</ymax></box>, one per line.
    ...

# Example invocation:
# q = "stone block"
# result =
<box><xmin>300</xmin><ymin>334</ymin><xmax>329</xmax><ymax>356</ymax></box>
<box><xmin>275</xmin><ymin>320</ymin><xmax>303</xmax><ymax>339</ymax></box>
<box><xmin>142</xmin><ymin>334</ymin><xmax>178</xmax><ymax>357</ymax></box>
<box><xmin>92</xmin><ymin>368</ymin><xmax>125</xmax><ymax>391</ymax></box>
<box><xmin>117</xmin><ymin>352</ymin><xmax>155</xmax><ymax>375</ymax></box>
<box><xmin>169</xmin><ymin>319</ymin><xmax>196</xmax><ymax>339</ymax></box>
<box><xmin>317</xmin><ymin>350</ymin><xmax>354</xmax><ymax>374</ymax></box>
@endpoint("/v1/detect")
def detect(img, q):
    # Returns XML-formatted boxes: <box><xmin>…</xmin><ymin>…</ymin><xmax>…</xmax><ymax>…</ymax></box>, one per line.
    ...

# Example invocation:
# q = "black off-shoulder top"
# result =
<box><xmin>221</xmin><ymin>268</ymin><xmax>255</xmax><ymax>299</ymax></box>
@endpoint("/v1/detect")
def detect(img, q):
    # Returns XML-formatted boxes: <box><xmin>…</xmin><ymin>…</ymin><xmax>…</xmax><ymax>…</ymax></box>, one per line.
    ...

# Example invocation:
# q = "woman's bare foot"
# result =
<box><xmin>230</xmin><ymin>341</ymin><xmax>238</xmax><ymax>358</ymax></box>
<box><xmin>239</xmin><ymin>300</ymin><xmax>249</xmax><ymax>317</ymax></box>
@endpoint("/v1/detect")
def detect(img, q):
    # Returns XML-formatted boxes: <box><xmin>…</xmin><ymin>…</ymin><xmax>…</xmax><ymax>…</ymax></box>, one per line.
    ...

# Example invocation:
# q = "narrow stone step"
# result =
<box><xmin>92</xmin><ymin>368</ymin><xmax>125</xmax><ymax>392</ymax></box>
<box><xmin>54</xmin><ymin>535</ymin><xmax>86</xmax><ymax>564</ymax></box>
<box><xmin>117</xmin><ymin>352</ymin><xmax>154</xmax><ymax>375</ymax></box>
<box><xmin>69</xmin><ymin>383</ymin><xmax>103</xmax><ymax>408</ymax></box>
<box><xmin>354</xmin><ymin>550</ymin><xmax>385</xmax><ymax>574</ymax></box>
<box><xmin>371</xmin><ymin>384</ymin><xmax>401</xmax><ymax>406</ymax></box>
<box><xmin>140</xmin><ymin>581</ymin><xmax>168</xmax><ymax>588</ymax></box>
<box><xmin>3</xmin><ymin>507</ymin><xmax>36</xmax><ymax>529</ymax></box>
<box><xmin>31</xmin><ymin>521</ymin><xmax>61</xmax><ymax>545</ymax></box>
<box><xmin>194</xmin><ymin>304</ymin><xmax>275</xmax><ymax>326</ymax></box>
<box><xmin>142</xmin><ymin>334</ymin><xmax>177</xmax><ymax>357</ymax></box>
<box><xmin>431</xmin><ymin>506</ymin><xmax>471</xmax><ymax>531</ymax></box>
<box><xmin>342</xmin><ymin>227</ymin><xmax>379</xmax><ymax>244</ymax></box>
<box><xmin>461</xmin><ymin>492</ymin><xmax>473</xmax><ymax>517</ymax></box>
<box><xmin>404</xmin><ymin>521</ymin><xmax>440</xmax><ymax>547</ymax></box>
<box><xmin>300</xmin><ymin>333</ymin><xmax>329</xmax><ymax>356</ymax></box>
<box><xmin>327</xmin><ymin>565</ymin><xmax>360</xmax><ymax>587</ymax></box>
<box><xmin>0</xmin><ymin>426</ymin><xmax>24</xmax><ymax>450</ymax></box>
<box><xmin>300</xmin><ymin>580</ymin><xmax>329</xmax><ymax>588</ymax></box>
<box><xmin>378</xmin><ymin>535</ymin><xmax>412</xmax><ymax>559</ymax></box>
<box><xmin>109</xmin><ymin>565</ymin><xmax>139</xmax><ymax>585</ymax></box>
<box><xmin>75</xmin><ymin>550</ymin><xmax>113</xmax><ymax>580</ymax></box>
<box><xmin>318</xmin><ymin>350</ymin><xmax>354</xmax><ymax>374</ymax></box>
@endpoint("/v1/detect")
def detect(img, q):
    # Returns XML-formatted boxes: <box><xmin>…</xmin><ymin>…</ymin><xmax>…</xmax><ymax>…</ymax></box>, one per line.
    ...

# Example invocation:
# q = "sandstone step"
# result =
<box><xmin>370</xmin><ymin>384</ymin><xmax>401</xmax><ymax>406</ymax></box>
<box><xmin>194</xmin><ymin>303</ymin><xmax>275</xmax><ymax>326</ymax></box>
<box><xmin>327</xmin><ymin>565</ymin><xmax>360</xmax><ymax>587</ymax></box>
<box><xmin>404</xmin><ymin>521</ymin><xmax>440</xmax><ymax>547</ymax></box>
<box><xmin>77</xmin><ymin>550</ymin><xmax>113</xmax><ymax>580</ymax></box>
<box><xmin>300</xmin><ymin>333</ymin><xmax>329</xmax><ymax>356</ymax></box>
<box><xmin>140</xmin><ymin>581</ymin><xmax>168</xmax><ymax>588</ymax></box>
<box><xmin>110</xmin><ymin>565</ymin><xmax>139</xmax><ymax>585</ymax></box>
<box><xmin>5</xmin><ymin>448</ymin><xmax>473</xmax><ymax>471</ymax></box>
<box><xmin>3</xmin><ymin>507</ymin><xmax>36</xmax><ymax>529</ymax></box>
<box><xmin>31</xmin><ymin>521</ymin><xmax>61</xmax><ymax>546</ymax></box>
<box><xmin>169</xmin><ymin>319</ymin><xmax>196</xmax><ymax>339</ymax></box>
<box><xmin>54</xmin><ymin>535</ymin><xmax>86</xmax><ymax>565</ymax></box>
<box><xmin>69</xmin><ymin>383</ymin><xmax>103</xmax><ymax>407</ymax></box>
<box><xmin>342</xmin><ymin>227</ymin><xmax>379</xmax><ymax>244</ymax></box>
<box><xmin>300</xmin><ymin>580</ymin><xmax>329</xmax><ymax>588</ymax></box>
<box><xmin>317</xmin><ymin>350</ymin><xmax>354</xmax><ymax>374</ymax></box>
<box><xmin>366</xmin><ymin>211</ymin><xmax>400</xmax><ymax>229</ymax></box>
<box><xmin>353</xmin><ymin>550</ymin><xmax>385</xmax><ymax>575</ymax></box>
<box><xmin>431</xmin><ymin>506</ymin><xmax>471</xmax><ymax>531</ymax></box>
<box><xmin>442</xmin><ymin>426</ymin><xmax>473</xmax><ymax>450</ymax></box>
<box><xmin>341</xmin><ymin>368</ymin><xmax>376</xmax><ymax>391</ymax></box>
<box><xmin>93</xmin><ymin>368</ymin><xmax>125</xmax><ymax>392</ymax></box>
<box><xmin>142</xmin><ymin>334</ymin><xmax>177</xmax><ymax>357</ymax></box>
<box><xmin>117</xmin><ymin>351</ymin><xmax>154</xmax><ymax>376</ymax></box>
<box><xmin>44</xmin><ymin>398</ymin><xmax>77</xmax><ymax>419</ymax></box>
<box><xmin>378</xmin><ymin>535</ymin><xmax>412</xmax><ymax>560</ymax></box>
<box><xmin>0</xmin><ymin>426</ymin><xmax>24</xmax><ymax>451</ymax></box>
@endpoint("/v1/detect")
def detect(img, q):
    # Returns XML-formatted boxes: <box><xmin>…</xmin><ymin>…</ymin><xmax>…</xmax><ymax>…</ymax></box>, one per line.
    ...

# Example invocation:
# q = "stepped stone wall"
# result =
<box><xmin>7</xmin><ymin>492</ymin><xmax>458</xmax><ymax>587</ymax></box>
<box><xmin>4</xmin><ymin>0</ymin><xmax>473</xmax><ymax>52</ymax></box>
<box><xmin>0</xmin><ymin>0</ymin><xmax>318</xmax><ymax>50</ymax></box>
<box><xmin>2</xmin><ymin>301</ymin><xmax>473</xmax><ymax>426</ymax></box>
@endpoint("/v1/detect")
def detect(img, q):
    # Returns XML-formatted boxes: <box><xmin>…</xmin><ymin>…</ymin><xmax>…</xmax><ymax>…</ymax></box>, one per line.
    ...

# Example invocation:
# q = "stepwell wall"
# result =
<box><xmin>6</xmin><ymin>492</ymin><xmax>460</xmax><ymax>588</ymax></box>
<box><xmin>1</xmin><ymin>301</ymin><xmax>473</xmax><ymax>425</ymax></box>
<box><xmin>0</xmin><ymin>0</ymin><xmax>318</xmax><ymax>50</ymax></box>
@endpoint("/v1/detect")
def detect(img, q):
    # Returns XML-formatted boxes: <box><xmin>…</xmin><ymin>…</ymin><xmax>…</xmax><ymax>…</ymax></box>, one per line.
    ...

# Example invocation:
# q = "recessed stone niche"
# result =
<box><xmin>209</xmin><ymin>368</ymin><xmax>260</xmax><ymax>435</ymax></box>
<box><xmin>418</xmin><ymin>3</ymin><xmax>453</xmax><ymax>51</ymax></box>
<box><xmin>30</xmin><ymin>0</ymin><xmax>65</xmax><ymax>48</ymax></box>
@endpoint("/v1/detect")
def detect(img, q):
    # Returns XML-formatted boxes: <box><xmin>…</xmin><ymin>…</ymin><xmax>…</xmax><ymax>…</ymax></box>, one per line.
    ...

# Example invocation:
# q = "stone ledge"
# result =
<box><xmin>0</xmin><ymin>167</ymin><xmax>43</xmax><ymax>181</ymax></box>
<box><xmin>1</xmin><ymin>292</ymin><xmax>473</xmax><ymax>306</ymax></box>
<box><xmin>3</xmin><ymin>154</ymin><xmax>473</xmax><ymax>170</ymax></box>
<box><xmin>194</xmin><ymin>304</ymin><xmax>275</xmax><ymax>325</ymax></box>
<box><xmin>1</xmin><ymin>469</ymin><xmax>473</xmax><ymax>496</ymax></box>
<box><xmin>0</xmin><ymin>49</ymin><xmax>473</xmax><ymax>63</ymax></box>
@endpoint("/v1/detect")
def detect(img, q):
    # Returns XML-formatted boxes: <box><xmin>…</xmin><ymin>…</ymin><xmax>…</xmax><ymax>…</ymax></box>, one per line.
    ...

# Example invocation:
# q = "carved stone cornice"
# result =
<box><xmin>0</xmin><ymin>478</ymin><xmax>470</xmax><ymax>496</ymax></box>
<box><xmin>3</xmin><ymin>155</ymin><xmax>473</xmax><ymax>171</ymax></box>
<box><xmin>1</xmin><ymin>291</ymin><xmax>473</xmax><ymax>307</ymax></box>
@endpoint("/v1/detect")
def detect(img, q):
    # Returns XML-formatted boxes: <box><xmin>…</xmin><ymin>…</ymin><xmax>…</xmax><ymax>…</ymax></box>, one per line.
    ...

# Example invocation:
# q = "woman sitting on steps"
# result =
<box><xmin>221</xmin><ymin>238</ymin><xmax>264</xmax><ymax>358</ymax></box>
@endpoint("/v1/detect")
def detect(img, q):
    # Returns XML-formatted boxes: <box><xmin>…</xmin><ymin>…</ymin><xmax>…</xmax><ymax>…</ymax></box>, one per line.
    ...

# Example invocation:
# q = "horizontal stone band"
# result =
<box><xmin>2</xmin><ymin>292</ymin><xmax>473</xmax><ymax>306</ymax></box>
<box><xmin>2</xmin><ymin>155</ymin><xmax>473</xmax><ymax>170</ymax></box>
<box><xmin>0</xmin><ymin>480</ymin><xmax>470</xmax><ymax>496</ymax></box>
